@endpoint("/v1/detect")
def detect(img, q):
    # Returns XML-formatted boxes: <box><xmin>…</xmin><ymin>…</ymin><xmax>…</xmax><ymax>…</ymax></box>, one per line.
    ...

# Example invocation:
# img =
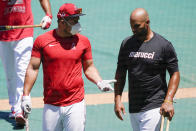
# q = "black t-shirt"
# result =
<box><xmin>117</xmin><ymin>32</ymin><xmax>179</xmax><ymax>113</ymax></box>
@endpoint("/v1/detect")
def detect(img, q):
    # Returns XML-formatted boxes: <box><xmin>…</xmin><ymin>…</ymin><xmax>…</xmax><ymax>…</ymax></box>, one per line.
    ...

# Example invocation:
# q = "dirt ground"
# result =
<box><xmin>0</xmin><ymin>87</ymin><xmax>195</xmax><ymax>110</ymax></box>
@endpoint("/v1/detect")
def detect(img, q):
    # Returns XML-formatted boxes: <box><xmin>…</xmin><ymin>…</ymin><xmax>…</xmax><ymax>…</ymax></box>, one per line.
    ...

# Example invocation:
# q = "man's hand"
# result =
<box><xmin>97</xmin><ymin>80</ymin><xmax>117</xmax><ymax>92</ymax></box>
<box><xmin>114</xmin><ymin>102</ymin><xmax>126</xmax><ymax>120</ymax></box>
<box><xmin>40</xmin><ymin>14</ymin><xmax>52</xmax><ymax>30</ymax></box>
<box><xmin>21</xmin><ymin>96</ymin><xmax>32</xmax><ymax>114</ymax></box>
<box><xmin>160</xmin><ymin>101</ymin><xmax>174</xmax><ymax>121</ymax></box>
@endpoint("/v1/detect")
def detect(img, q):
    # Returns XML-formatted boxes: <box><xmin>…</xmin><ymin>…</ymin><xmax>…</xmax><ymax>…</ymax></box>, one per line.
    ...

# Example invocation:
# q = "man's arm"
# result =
<box><xmin>82</xmin><ymin>59</ymin><xmax>116</xmax><ymax>91</ymax></box>
<box><xmin>114</xmin><ymin>65</ymin><xmax>127</xmax><ymax>120</ymax></box>
<box><xmin>22</xmin><ymin>57</ymin><xmax>41</xmax><ymax>114</ymax></box>
<box><xmin>165</xmin><ymin>71</ymin><xmax>180</xmax><ymax>102</ymax></box>
<box><xmin>39</xmin><ymin>0</ymin><xmax>52</xmax><ymax>29</ymax></box>
<box><xmin>23</xmin><ymin>57</ymin><xmax>41</xmax><ymax>96</ymax></box>
<box><xmin>160</xmin><ymin>71</ymin><xmax>180</xmax><ymax>120</ymax></box>
<box><xmin>39</xmin><ymin>0</ymin><xmax>52</xmax><ymax>16</ymax></box>
<box><xmin>82</xmin><ymin>59</ymin><xmax>102</xmax><ymax>84</ymax></box>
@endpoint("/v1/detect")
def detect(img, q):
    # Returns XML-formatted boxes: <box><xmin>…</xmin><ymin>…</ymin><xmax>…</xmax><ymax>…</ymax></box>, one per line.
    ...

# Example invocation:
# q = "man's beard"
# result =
<box><xmin>135</xmin><ymin>28</ymin><xmax>148</xmax><ymax>39</ymax></box>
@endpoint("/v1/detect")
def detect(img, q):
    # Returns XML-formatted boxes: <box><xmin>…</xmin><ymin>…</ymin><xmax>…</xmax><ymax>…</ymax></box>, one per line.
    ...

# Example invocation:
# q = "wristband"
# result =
<box><xmin>164</xmin><ymin>100</ymin><xmax>173</xmax><ymax>104</ymax></box>
<box><xmin>96</xmin><ymin>81</ymin><xmax>102</xmax><ymax>86</ymax></box>
<box><xmin>22</xmin><ymin>95</ymin><xmax>31</xmax><ymax>100</ymax></box>
<box><xmin>46</xmin><ymin>13</ymin><xmax>53</xmax><ymax>19</ymax></box>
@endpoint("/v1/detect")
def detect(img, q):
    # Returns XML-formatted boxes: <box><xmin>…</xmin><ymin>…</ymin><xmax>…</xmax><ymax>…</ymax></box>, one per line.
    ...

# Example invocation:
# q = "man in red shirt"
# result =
<box><xmin>0</xmin><ymin>0</ymin><xmax>52</xmax><ymax>126</ymax></box>
<box><xmin>21</xmin><ymin>3</ymin><xmax>116</xmax><ymax>131</ymax></box>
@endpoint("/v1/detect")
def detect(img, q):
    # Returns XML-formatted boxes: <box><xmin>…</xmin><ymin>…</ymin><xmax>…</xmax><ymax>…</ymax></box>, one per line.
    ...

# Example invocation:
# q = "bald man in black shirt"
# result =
<box><xmin>114</xmin><ymin>8</ymin><xmax>180</xmax><ymax>131</ymax></box>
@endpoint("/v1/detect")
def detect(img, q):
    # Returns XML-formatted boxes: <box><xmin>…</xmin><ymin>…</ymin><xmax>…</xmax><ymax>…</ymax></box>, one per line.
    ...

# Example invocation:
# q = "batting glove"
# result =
<box><xmin>97</xmin><ymin>80</ymin><xmax>117</xmax><ymax>92</ymax></box>
<box><xmin>21</xmin><ymin>95</ymin><xmax>32</xmax><ymax>114</ymax></box>
<box><xmin>40</xmin><ymin>14</ymin><xmax>52</xmax><ymax>30</ymax></box>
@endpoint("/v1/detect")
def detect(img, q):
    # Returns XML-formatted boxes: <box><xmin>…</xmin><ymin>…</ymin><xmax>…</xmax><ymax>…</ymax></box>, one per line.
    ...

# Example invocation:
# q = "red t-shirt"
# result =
<box><xmin>32</xmin><ymin>29</ymin><xmax>93</xmax><ymax>106</ymax></box>
<box><xmin>0</xmin><ymin>0</ymin><xmax>33</xmax><ymax>41</ymax></box>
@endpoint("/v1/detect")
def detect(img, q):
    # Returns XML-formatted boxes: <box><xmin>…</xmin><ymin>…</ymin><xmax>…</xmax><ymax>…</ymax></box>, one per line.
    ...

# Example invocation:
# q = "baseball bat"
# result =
<box><xmin>0</xmin><ymin>24</ymin><xmax>42</xmax><ymax>31</ymax></box>
<box><xmin>160</xmin><ymin>115</ymin><xmax>164</xmax><ymax>131</ymax></box>
<box><xmin>160</xmin><ymin>115</ymin><xmax>170</xmax><ymax>131</ymax></box>
<box><xmin>166</xmin><ymin>119</ymin><xmax>170</xmax><ymax>131</ymax></box>
<box><xmin>24</xmin><ymin>113</ymin><xmax>29</xmax><ymax>131</ymax></box>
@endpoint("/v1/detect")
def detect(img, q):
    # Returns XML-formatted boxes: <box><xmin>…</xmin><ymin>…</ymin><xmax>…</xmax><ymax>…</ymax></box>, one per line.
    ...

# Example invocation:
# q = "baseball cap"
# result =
<box><xmin>57</xmin><ymin>3</ymin><xmax>85</xmax><ymax>19</ymax></box>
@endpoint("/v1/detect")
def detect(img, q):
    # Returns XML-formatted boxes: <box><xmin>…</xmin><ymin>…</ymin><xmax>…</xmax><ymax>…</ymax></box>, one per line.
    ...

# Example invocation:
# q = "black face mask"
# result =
<box><xmin>135</xmin><ymin>27</ymin><xmax>148</xmax><ymax>38</ymax></box>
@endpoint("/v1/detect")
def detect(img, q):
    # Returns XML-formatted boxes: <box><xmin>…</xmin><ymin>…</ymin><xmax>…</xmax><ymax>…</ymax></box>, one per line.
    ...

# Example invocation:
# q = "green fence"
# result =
<box><xmin>0</xmin><ymin>0</ymin><xmax>196</xmax><ymax>130</ymax></box>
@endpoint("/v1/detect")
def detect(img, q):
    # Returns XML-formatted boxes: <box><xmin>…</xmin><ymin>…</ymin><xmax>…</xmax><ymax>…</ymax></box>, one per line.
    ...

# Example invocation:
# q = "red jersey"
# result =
<box><xmin>0</xmin><ymin>0</ymin><xmax>33</xmax><ymax>41</ymax></box>
<box><xmin>32</xmin><ymin>29</ymin><xmax>93</xmax><ymax>106</ymax></box>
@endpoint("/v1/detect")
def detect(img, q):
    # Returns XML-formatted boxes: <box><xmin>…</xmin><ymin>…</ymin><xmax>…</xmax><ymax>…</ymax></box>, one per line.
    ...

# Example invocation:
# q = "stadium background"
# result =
<box><xmin>0</xmin><ymin>0</ymin><xmax>196</xmax><ymax>130</ymax></box>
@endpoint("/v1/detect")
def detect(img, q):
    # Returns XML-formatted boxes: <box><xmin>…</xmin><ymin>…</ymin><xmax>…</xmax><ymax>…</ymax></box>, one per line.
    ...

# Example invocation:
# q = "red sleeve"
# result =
<box><xmin>31</xmin><ymin>36</ymin><xmax>42</xmax><ymax>58</ymax></box>
<box><xmin>82</xmin><ymin>37</ymin><xmax>93</xmax><ymax>61</ymax></box>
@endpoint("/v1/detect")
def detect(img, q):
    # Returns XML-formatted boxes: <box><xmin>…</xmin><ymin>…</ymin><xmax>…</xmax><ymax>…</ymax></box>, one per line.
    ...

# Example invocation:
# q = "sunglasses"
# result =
<box><xmin>75</xmin><ymin>8</ymin><xmax>82</xmax><ymax>14</ymax></box>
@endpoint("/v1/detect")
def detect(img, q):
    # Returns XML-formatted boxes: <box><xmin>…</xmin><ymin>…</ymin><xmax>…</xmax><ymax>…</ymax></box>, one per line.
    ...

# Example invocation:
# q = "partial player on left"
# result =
<box><xmin>0</xmin><ymin>0</ymin><xmax>52</xmax><ymax>126</ymax></box>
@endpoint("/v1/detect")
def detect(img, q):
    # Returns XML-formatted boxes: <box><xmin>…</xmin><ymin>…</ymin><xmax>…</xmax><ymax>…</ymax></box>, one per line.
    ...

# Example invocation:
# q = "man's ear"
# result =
<box><xmin>146</xmin><ymin>20</ymin><xmax>150</xmax><ymax>24</ymax></box>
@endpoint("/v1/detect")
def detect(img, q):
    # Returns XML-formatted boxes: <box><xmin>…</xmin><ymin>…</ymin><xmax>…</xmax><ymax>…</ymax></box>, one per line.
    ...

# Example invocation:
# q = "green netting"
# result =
<box><xmin>0</xmin><ymin>0</ymin><xmax>196</xmax><ymax>97</ymax></box>
<box><xmin>0</xmin><ymin>0</ymin><xmax>196</xmax><ymax>130</ymax></box>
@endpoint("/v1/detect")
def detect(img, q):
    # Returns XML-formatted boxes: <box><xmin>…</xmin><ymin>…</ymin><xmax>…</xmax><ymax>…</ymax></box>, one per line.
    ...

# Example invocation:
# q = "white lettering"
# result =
<box><xmin>140</xmin><ymin>52</ymin><xmax>144</xmax><ymax>58</ymax></box>
<box><xmin>144</xmin><ymin>53</ymin><xmax>148</xmax><ymax>58</ymax></box>
<box><xmin>129</xmin><ymin>51</ymin><xmax>155</xmax><ymax>59</ymax></box>
<box><xmin>134</xmin><ymin>52</ymin><xmax>139</xmax><ymax>57</ymax></box>
<box><xmin>4</xmin><ymin>6</ymin><xmax>25</xmax><ymax>14</ymax></box>
<box><xmin>129</xmin><ymin>52</ymin><xmax>135</xmax><ymax>57</ymax></box>
<box><xmin>151</xmin><ymin>52</ymin><xmax>155</xmax><ymax>59</ymax></box>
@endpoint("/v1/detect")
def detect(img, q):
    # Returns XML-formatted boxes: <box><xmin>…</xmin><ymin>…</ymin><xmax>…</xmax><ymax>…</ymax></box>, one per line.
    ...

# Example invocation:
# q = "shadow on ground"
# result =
<box><xmin>0</xmin><ymin>111</ymin><xmax>24</xmax><ymax>130</ymax></box>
